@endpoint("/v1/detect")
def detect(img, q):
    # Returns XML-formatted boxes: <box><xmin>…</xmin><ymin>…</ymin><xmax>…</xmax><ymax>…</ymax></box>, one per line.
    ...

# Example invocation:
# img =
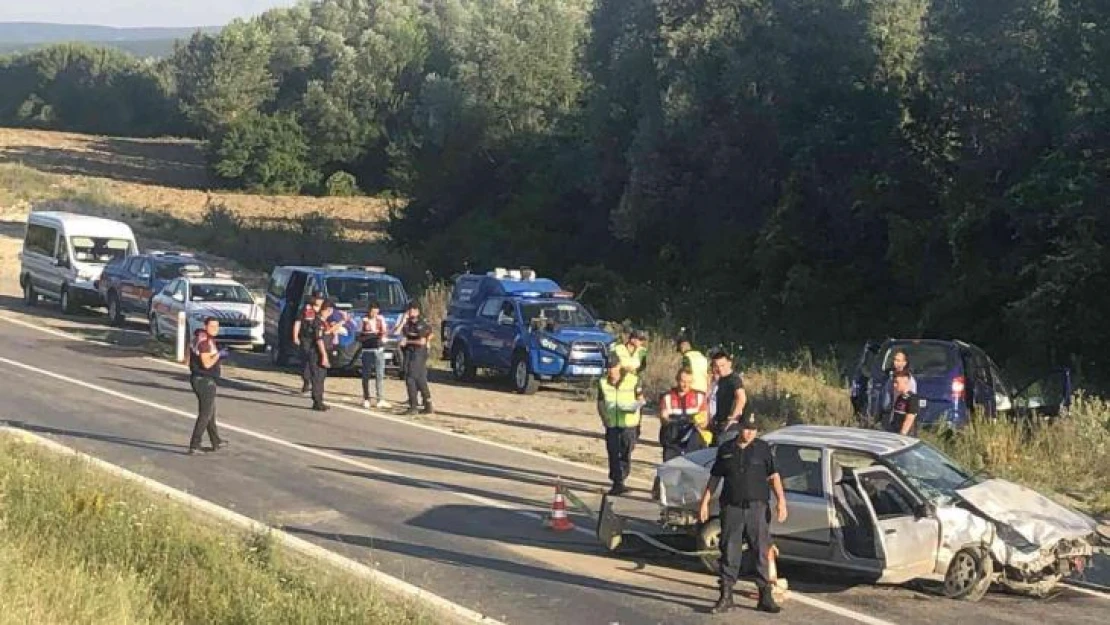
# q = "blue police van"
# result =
<box><xmin>264</xmin><ymin>264</ymin><xmax>409</xmax><ymax>375</ymax></box>
<box><xmin>441</xmin><ymin>268</ymin><xmax>615</xmax><ymax>394</ymax></box>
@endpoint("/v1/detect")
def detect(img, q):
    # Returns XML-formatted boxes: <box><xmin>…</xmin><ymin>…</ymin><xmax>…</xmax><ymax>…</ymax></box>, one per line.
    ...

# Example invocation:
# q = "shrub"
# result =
<box><xmin>208</xmin><ymin>111</ymin><xmax>319</xmax><ymax>194</ymax></box>
<box><xmin>324</xmin><ymin>171</ymin><xmax>360</xmax><ymax>197</ymax></box>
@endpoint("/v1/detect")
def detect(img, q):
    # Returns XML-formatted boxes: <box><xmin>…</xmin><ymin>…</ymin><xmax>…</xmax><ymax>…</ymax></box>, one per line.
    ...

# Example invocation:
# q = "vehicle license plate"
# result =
<box><xmin>570</xmin><ymin>365</ymin><xmax>603</xmax><ymax>376</ymax></box>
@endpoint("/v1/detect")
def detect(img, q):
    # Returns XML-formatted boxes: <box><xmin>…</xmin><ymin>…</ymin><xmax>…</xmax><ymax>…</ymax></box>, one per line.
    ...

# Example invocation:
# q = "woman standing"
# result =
<box><xmin>360</xmin><ymin>301</ymin><xmax>390</xmax><ymax>409</ymax></box>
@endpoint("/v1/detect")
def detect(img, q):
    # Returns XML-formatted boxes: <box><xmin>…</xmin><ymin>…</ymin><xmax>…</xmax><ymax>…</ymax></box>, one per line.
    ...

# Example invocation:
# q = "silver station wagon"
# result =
<box><xmin>646</xmin><ymin>425</ymin><xmax>1105</xmax><ymax>601</ymax></box>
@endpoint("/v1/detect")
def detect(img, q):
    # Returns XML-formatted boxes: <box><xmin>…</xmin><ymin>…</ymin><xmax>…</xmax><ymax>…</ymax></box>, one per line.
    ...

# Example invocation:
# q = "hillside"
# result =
<box><xmin>0</xmin><ymin>22</ymin><xmax>217</xmax><ymax>44</ymax></box>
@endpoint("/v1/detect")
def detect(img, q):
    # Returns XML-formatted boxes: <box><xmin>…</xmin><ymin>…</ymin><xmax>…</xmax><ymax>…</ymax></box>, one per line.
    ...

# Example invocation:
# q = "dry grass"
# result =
<box><xmin>0</xmin><ymin>434</ymin><xmax>429</xmax><ymax>625</ymax></box>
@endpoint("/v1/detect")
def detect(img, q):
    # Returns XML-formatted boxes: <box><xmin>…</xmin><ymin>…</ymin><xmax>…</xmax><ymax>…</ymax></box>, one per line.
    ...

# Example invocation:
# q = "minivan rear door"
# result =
<box><xmin>264</xmin><ymin>267</ymin><xmax>292</xmax><ymax>346</ymax></box>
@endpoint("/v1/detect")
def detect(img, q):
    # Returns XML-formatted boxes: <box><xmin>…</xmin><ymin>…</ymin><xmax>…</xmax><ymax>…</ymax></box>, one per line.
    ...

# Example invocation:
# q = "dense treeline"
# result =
<box><xmin>1</xmin><ymin>0</ymin><xmax>1107</xmax><ymax>386</ymax></box>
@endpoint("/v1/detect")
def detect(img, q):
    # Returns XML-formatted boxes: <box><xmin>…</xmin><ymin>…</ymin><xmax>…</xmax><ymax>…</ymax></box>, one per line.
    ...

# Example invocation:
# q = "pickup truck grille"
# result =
<box><xmin>218</xmin><ymin>319</ymin><xmax>257</xmax><ymax>329</ymax></box>
<box><xmin>570</xmin><ymin>341</ymin><xmax>606</xmax><ymax>361</ymax></box>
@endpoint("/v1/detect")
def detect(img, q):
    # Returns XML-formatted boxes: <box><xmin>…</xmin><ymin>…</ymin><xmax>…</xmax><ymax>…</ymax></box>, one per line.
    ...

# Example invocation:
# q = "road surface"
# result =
<box><xmin>0</xmin><ymin>314</ymin><xmax>1106</xmax><ymax>625</ymax></box>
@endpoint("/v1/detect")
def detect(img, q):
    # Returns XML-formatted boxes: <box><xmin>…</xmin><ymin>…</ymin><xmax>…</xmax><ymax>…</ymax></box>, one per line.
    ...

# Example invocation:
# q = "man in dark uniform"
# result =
<box><xmin>399</xmin><ymin>300</ymin><xmax>434</xmax><ymax>415</ymax></box>
<box><xmin>698</xmin><ymin>412</ymin><xmax>788</xmax><ymax>614</ymax></box>
<box><xmin>710</xmin><ymin>351</ymin><xmax>747</xmax><ymax>442</ymax></box>
<box><xmin>885</xmin><ymin>370</ymin><xmax>920</xmax><ymax>436</ymax></box>
<box><xmin>292</xmin><ymin>291</ymin><xmax>324</xmax><ymax>394</ymax></box>
<box><xmin>306</xmin><ymin>299</ymin><xmax>333</xmax><ymax>411</ymax></box>
<box><xmin>188</xmin><ymin>316</ymin><xmax>228</xmax><ymax>454</ymax></box>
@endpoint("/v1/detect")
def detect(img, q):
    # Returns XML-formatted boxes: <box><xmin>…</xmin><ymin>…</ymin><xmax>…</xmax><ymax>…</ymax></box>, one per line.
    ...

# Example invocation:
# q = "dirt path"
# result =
<box><xmin>0</xmin><ymin>202</ymin><xmax>664</xmax><ymax>486</ymax></box>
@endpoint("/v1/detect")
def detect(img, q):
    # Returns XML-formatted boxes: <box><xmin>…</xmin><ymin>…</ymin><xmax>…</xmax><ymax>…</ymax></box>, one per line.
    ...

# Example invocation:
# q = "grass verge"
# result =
<box><xmin>0</xmin><ymin>433</ymin><xmax>429</xmax><ymax>625</ymax></box>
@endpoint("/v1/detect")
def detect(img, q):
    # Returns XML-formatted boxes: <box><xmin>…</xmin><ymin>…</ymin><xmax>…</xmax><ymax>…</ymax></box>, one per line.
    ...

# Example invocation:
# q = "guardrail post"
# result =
<box><xmin>176</xmin><ymin>311</ymin><xmax>187</xmax><ymax>363</ymax></box>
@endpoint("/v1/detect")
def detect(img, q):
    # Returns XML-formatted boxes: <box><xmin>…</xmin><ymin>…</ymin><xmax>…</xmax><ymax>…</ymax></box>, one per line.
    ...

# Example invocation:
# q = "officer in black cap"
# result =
<box><xmin>698</xmin><ymin>411</ymin><xmax>787</xmax><ymax>614</ymax></box>
<box><xmin>306</xmin><ymin>298</ymin><xmax>334</xmax><ymax>411</ymax></box>
<box><xmin>398</xmin><ymin>299</ymin><xmax>434</xmax><ymax>415</ymax></box>
<box><xmin>293</xmin><ymin>290</ymin><xmax>325</xmax><ymax>394</ymax></box>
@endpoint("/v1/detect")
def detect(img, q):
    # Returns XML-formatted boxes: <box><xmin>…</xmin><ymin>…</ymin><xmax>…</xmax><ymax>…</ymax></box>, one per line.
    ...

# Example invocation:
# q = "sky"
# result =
<box><xmin>0</xmin><ymin>1</ymin><xmax>299</xmax><ymax>28</ymax></box>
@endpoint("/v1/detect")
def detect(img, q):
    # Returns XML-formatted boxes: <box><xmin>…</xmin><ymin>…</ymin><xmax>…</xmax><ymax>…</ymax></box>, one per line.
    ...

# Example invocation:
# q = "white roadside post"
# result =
<box><xmin>176</xmin><ymin>311</ymin><xmax>187</xmax><ymax>363</ymax></box>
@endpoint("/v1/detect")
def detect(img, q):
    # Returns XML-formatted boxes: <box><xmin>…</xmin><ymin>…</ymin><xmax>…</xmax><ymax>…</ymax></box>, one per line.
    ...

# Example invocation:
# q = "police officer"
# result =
<box><xmin>710</xmin><ymin>350</ymin><xmax>747</xmax><ymax>442</ymax></box>
<box><xmin>611</xmin><ymin>329</ymin><xmax>648</xmax><ymax>376</ymax></box>
<box><xmin>698</xmin><ymin>412</ymin><xmax>787</xmax><ymax>614</ymax></box>
<box><xmin>885</xmin><ymin>369</ymin><xmax>920</xmax><ymax>436</ymax></box>
<box><xmin>676</xmin><ymin>329</ymin><xmax>709</xmax><ymax>394</ymax></box>
<box><xmin>306</xmin><ymin>299</ymin><xmax>333</xmax><ymax>412</ymax></box>
<box><xmin>292</xmin><ymin>291</ymin><xmax>324</xmax><ymax>394</ymax></box>
<box><xmin>399</xmin><ymin>300</ymin><xmax>434</xmax><ymax>415</ymax></box>
<box><xmin>188</xmin><ymin>316</ymin><xmax>228</xmax><ymax>454</ymax></box>
<box><xmin>597</xmin><ymin>359</ymin><xmax>645</xmax><ymax>496</ymax></box>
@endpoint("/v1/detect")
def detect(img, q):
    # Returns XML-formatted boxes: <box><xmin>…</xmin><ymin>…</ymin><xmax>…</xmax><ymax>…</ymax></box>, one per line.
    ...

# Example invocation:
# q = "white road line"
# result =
<box><xmin>0</xmin><ymin>329</ymin><xmax>901</xmax><ymax>625</ymax></box>
<box><xmin>0</xmin><ymin>312</ymin><xmax>650</xmax><ymax>487</ymax></box>
<box><xmin>1063</xmin><ymin>582</ymin><xmax>1110</xmax><ymax>600</ymax></box>
<box><xmin>0</xmin><ymin>425</ymin><xmax>504</xmax><ymax>625</ymax></box>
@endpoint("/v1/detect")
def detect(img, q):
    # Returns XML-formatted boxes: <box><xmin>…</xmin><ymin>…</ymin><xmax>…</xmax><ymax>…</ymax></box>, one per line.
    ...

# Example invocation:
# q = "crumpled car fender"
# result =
<box><xmin>934</xmin><ymin>505</ymin><xmax>995</xmax><ymax>576</ymax></box>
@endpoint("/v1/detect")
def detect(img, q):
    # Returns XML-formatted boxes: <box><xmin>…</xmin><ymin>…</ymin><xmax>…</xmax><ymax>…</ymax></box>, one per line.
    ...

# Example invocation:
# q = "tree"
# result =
<box><xmin>208</xmin><ymin>111</ymin><xmax>319</xmax><ymax>193</ymax></box>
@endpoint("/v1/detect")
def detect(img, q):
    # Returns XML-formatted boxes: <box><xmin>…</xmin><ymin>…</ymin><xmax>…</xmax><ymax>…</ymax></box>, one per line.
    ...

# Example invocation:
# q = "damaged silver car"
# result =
<box><xmin>652</xmin><ymin>425</ymin><xmax>1108</xmax><ymax>600</ymax></box>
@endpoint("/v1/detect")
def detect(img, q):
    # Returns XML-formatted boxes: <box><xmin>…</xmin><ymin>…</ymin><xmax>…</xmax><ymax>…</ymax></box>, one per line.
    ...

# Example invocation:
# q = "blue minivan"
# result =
<box><xmin>850</xmin><ymin>338</ymin><xmax>1071</xmax><ymax>428</ymax></box>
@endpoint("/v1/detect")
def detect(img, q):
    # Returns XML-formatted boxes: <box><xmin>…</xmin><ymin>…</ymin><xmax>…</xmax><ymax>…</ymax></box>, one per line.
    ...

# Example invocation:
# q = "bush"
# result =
<box><xmin>208</xmin><ymin>111</ymin><xmax>319</xmax><ymax>194</ymax></box>
<box><xmin>324</xmin><ymin>171</ymin><xmax>361</xmax><ymax>197</ymax></box>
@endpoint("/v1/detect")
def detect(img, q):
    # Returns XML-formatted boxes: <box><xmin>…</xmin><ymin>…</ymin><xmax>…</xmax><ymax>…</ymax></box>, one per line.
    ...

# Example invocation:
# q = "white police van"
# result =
<box><xmin>19</xmin><ymin>211</ymin><xmax>139</xmax><ymax>314</ymax></box>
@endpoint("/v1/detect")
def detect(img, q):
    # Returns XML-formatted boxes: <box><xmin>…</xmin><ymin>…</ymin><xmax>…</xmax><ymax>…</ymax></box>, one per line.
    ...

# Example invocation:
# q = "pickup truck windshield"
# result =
<box><xmin>190</xmin><ymin>283</ymin><xmax>254</xmax><ymax>304</ymax></box>
<box><xmin>326</xmin><ymin>277</ymin><xmax>406</xmax><ymax>311</ymax></box>
<box><xmin>70</xmin><ymin>237</ymin><xmax>131</xmax><ymax>263</ymax></box>
<box><xmin>520</xmin><ymin>301</ymin><xmax>594</xmax><ymax>327</ymax></box>
<box><xmin>885</xmin><ymin>442</ymin><xmax>980</xmax><ymax>502</ymax></box>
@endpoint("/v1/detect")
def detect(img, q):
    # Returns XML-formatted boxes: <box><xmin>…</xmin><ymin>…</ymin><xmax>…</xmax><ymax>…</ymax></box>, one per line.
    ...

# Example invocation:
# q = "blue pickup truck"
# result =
<box><xmin>96</xmin><ymin>251</ymin><xmax>210</xmax><ymax>326</ymax></box>
<box><xmin>441</xmin><ymin>269</ymin><xmax>615</xmax><ymax>394</ymax></box>
<box><xmin>264</xmin><ymin>264</ymin><xmax>410</xmax><ymax>376</ymax></box>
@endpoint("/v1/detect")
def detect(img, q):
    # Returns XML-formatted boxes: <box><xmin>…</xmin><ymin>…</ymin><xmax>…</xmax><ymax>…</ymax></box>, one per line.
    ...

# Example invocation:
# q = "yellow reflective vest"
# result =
<box><xmin>598</xmin><ymin>373</ymin><xmax>643</xmax><ymax>428</ymax></box>
<box><xmin>612</xmin><ymin>343</ymin><xmax>647</xmax><ymax>374</ymax></box>
<box><xmin>681</xmin><ymin>349</ymin><xmax>709</xmax><ymax>393</ymax></box>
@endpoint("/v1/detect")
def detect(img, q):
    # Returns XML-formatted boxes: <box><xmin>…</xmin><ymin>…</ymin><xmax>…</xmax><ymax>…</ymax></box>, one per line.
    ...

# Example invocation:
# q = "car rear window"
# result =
<box><xmin>881</xmin><ymin>343</ymin><xmax>954</xmax><ymax>376</ymax></box>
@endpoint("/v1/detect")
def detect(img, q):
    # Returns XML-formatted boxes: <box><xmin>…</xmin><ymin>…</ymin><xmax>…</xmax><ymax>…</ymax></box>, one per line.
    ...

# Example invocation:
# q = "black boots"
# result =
<box><xmin>757</xmin><ymin>585</ymin><xmax>782</xmax><ymax>614</ymax></box>
<box><xmin>709</xmin><ymin>585</ymin><xmax>736</xmax><ymax>614</ymax></box>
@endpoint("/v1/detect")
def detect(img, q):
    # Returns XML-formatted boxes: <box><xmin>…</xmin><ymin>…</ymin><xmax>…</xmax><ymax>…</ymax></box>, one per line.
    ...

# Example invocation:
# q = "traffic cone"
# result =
<box><xmin>546</xmin><ymin>482</ymin><xmax>575</xmax><ymax>532</ymax></box>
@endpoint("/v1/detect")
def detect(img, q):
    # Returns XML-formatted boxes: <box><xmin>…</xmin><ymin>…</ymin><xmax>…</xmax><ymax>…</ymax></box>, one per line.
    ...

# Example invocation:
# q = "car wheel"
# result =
<box><xmin>149</xmin><ymin>313</ymin><xmax>162</xmax><ymax>341</ymax></box>
<box><xmin>511</xmin><ymin>353</ymin><xmax>539</xmax><ymax>395</ymax></box>
<box><xmin>697</xmin><ymin>518</ymin><xmax>722</xmax><ymax>574</ymax></box>
<box><xmin>451</xmin><ymin>343</ymin><xmax>476</xmax><ymax>382</ymax></box>
<box><xmin>944</xmin><ymin>547</ymin><xmax>993</xmax><ymax>601</ymax></box>
<box><xmin>107</xmin><ymin>292</ymin><xmax>124</xmax><ymax>326</ymax></box>
<box><xmin>60</xmin><ymin>286</ymin><xmax>77</xmax><ymax>315</ymax></box>
<box><xmin>22</xmin><ymin>278</ymin><xmax>37</xmax><ymax>307</ymax></box>
<box><xmin>270</xmin><ymin>341</ymin><xmax>288</xmax><ymax>366</ymax></box>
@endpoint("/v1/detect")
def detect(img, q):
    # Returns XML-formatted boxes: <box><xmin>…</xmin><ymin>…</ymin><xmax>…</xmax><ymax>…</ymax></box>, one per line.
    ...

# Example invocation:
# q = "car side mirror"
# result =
<box><xmin>54</xmin><ymin>258</ymin><xmax>68</xmax><ymax>268</ymax></box>
<box><xmin>914</xmin><ymin>501</ymin><xmax>934</xmax><ymax>519</ymax></box>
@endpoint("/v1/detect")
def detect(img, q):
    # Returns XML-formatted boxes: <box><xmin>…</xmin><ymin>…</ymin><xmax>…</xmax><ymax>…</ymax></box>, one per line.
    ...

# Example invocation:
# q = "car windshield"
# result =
<box><xmin>881</xmin><ymin>343</ymin><xmax>954</xmax><ymax>376</ymax></box>
<box><xmin>190</xmin><ymin>283</ymin><xmax>253</xmax><ymax>304</ymax></box>
<box><xmin>521</xmin><ymin>301</ymin><xmax>594</xmax><ymax>327</ymax></box>
<box><xmin>156</xmin><ymin>261</ymin><xmax>207</xmax><ymax>280</ymax></box>
<box><xmin>325</xmin><ymin>277</ymin><xmax>407</xmax><ymax>312</ymax></box>
<box><xmin>884</xmin><ymin>442</ymin><xmax>981</xmax><ymax>502</ymax></box>
<box><xmin>70</xmin><ymin>236</ymin><xmax>131</xmax><ymax>263</ymax></box>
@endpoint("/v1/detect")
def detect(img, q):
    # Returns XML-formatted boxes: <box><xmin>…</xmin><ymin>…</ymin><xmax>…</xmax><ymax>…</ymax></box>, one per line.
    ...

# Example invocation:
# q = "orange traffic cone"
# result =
<box><xmin>546</xmin><ymin>482</ymin><xmax>575</xmax><ymax>532</ymax></box>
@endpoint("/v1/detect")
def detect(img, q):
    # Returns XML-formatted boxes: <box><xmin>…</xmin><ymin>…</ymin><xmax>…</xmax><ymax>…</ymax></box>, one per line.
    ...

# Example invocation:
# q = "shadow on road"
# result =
<box><xmin>4</xmin><ymin>420</ymin><xmax>188</xmax><ymax>455</ymax></box>
<box><xmin>283</xmin><ymin>523</ymin><xmax>711</xmax><ymax>611</ymax></box>
<box><xmin>303</xmin><ymin>444</ymin><xmax>611</xmax><ymax>491</ymax></box>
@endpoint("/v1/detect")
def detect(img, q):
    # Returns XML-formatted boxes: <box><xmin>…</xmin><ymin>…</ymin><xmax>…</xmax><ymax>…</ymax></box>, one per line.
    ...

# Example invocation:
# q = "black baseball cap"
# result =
<box><xmin>740</xmin><ymin>412</ymin><xmax>759</xmax><ymax>430</ymax></box>
<box><xmin>311</xmin><ymin>290</ymin><xmax>325</xmax><ymax>300</ymax></box>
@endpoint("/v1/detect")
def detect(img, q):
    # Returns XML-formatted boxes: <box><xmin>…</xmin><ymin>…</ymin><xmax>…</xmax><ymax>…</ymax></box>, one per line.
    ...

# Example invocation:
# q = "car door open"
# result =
<box><xmin>851</xmin><ymin>466</ymin><xmax>940</xmax><ymax>584</ymax></box>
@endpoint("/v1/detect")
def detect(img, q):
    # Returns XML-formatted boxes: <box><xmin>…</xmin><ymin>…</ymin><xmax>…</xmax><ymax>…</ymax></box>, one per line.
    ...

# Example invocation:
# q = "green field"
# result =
<box><xmin>0</xmin><ymin>433</ymin><xmax>430</xmax><ymax>625</ymax></box>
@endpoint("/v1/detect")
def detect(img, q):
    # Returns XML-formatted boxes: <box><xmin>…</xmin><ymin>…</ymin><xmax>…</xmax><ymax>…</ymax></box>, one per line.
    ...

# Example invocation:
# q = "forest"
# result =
<box><xmin>0</xmin><ymin>0</ymin><xmax>1106</xmax><ymax>386</ymax></box>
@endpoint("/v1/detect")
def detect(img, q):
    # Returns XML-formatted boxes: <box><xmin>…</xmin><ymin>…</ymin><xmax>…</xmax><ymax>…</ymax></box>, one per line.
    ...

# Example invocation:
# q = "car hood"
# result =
<box><xmin>955</xmin><ymin>478</ymin><xmax>1098</xmax><ymax>546</ymax></box>
<box><xmin>547</xmin><ymin>328</ymin><xmax>613</xmax><ymax>344</ymax></box>
<box><xmin>188</xmin><ymin>302</ymin><xmax>259</xmax><ymax>321</ymax></box>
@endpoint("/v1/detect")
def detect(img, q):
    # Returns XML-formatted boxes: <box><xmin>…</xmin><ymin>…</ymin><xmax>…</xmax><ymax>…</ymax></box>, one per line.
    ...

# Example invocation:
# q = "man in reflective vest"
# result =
<box><xmin>611</xmin><ymin>328</ymin><xmax>648</xmax><ymax>376</ymax></box>
<box><xmin>677</xmin><ymin>330</ymin><xmax>709</xmax><ymax>394</ymax></box>
<box><xmin>652</xmin><ymin>368</ymin><xmax>710</xmax><ymax>499</ymax></box>
<box><xmin>597</xmin><ymin>359</ymin><xmax>645</xmax><ymax>496</ymax></box>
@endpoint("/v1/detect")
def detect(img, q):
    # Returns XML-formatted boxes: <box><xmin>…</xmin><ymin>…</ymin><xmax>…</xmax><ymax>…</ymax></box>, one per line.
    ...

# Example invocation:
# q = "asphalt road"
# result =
<box><xmin>0</xmin><ymin>314</ymin><xmax>1107</xmax><ymax>625</ymax></box>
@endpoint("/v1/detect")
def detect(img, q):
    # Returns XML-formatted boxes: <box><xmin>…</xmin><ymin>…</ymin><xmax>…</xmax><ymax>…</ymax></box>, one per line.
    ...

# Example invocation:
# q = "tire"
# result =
<box><xmin>511</xmin><ymin>353</ymin><xmax>539</xmax><ymax>395</ymax></box>
<box><xmin>107</xmin><ymin>291</ymin><xmax>124</xmax><ymax>326</ymax></box>
<box><xmin>451</xmin><ymin>343</ymin><xmax>476</xmax><ymax>382</ymax></box>
<box><xmin>697</xmin><ymin>518</ymin><xmax>722</xmax><ymax>574</ymax></box>
<box><xmin>270</xmin><ymin>340</ymin><xmax>289</xmax><ymax>366</ymax></box>
<box><xmin>944</xmin><ymin>547</ymin><xmax>993</xmax><ymax>602</ymax></box>
<box><xmin>22</xmin><ymin>278</ymin><xmax>37</xmax><ymax>307</ymax></box>
<box><xmin>60</xmin><ymin>285</ymin><xmax>77</xmax><ymax>315</ymax></box>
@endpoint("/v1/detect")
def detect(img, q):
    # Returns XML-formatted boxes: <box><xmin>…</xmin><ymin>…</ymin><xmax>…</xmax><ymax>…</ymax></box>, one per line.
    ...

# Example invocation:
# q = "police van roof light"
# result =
<box><xmin>323</xmin><ymin>264</ymin><xmax>353</xmax><ymax>271</ymax></box>
<box><xmin>508</xmin><ymin>269</ymin><xmax>522</xmax><ymax>281</ymax></box>
<box><xmin>490</xmin><ymin>267</ymin><xmax>508</xmax><ymax>279</ymax></box>
<box><xmin>520</xmin><ymin>267</ymin><xmax>536</xmax><ymax>281</ymax></box>
<box><xmin>552</xmin><ymin>290</ymin><xmax>574</xmax><ymax>299</ymax></box>
<box><xmin>363</xmin><ymin>265</ymin><xmax>386</xmax><ymax>273</ymax></box>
